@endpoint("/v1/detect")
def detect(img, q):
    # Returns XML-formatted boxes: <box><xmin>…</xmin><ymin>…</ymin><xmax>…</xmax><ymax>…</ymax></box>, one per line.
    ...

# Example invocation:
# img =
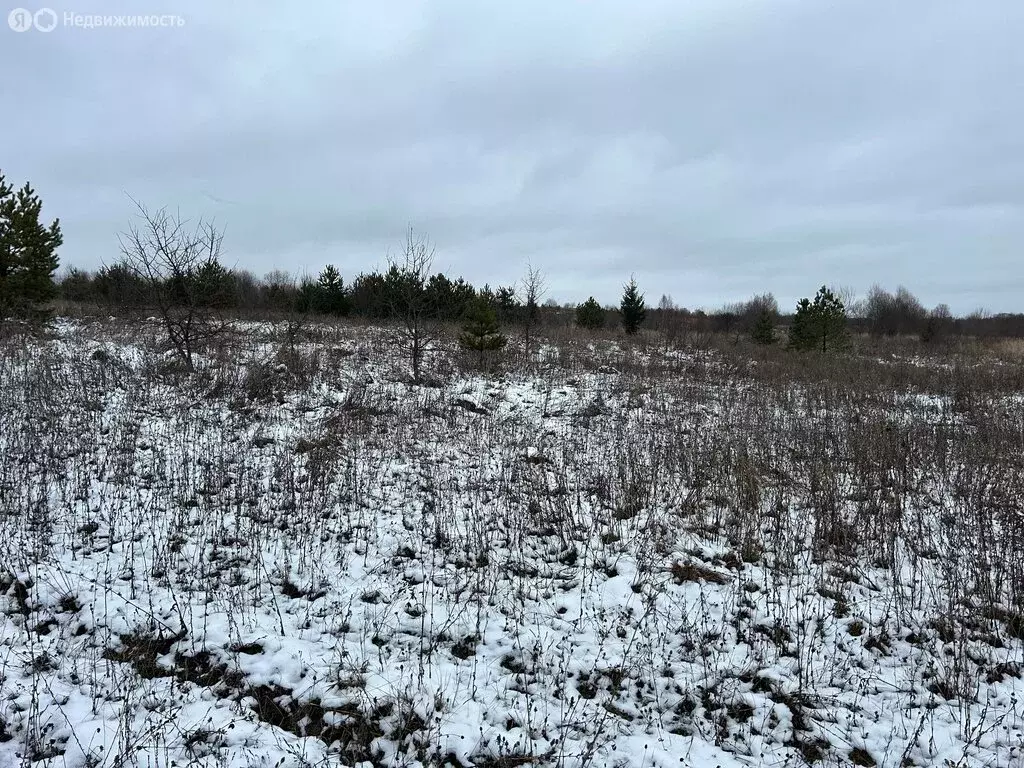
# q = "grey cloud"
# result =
<box><xmin>2</xmin><ymin>0</ymin><xmax>1023</xmax><ymax>312</ymax></box>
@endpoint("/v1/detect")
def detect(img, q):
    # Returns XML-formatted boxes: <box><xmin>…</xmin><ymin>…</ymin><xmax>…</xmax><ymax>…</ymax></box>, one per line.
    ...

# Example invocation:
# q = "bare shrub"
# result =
<box><xmin>117</xmin><ymin>200</ymin><xmax>231</xmax><ymax>371</ymax></box>
<box><xmin>386</xmin><ymin>229</ymin><xmax>437</xmax><ymax>383</ymax></box>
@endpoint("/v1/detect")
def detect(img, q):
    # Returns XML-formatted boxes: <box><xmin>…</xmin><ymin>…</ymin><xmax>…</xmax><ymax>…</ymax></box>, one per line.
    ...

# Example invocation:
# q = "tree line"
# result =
<box><xmin>4</xmin><ymin>170</ymin><xmax>1024</xmax><ymax>351</ymax></box>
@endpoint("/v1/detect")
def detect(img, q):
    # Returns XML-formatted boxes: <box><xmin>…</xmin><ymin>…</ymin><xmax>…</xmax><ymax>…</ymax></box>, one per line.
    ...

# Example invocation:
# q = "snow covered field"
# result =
<box><xmin>1</xmin><ymin>318</ymin><xmax>1022</xmax><ymax>768</ymax></box>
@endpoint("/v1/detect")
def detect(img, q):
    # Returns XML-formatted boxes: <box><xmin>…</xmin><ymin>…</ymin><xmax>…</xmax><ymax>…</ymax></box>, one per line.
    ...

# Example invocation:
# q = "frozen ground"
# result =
<box><xmin>0</xmin><ymin>319</ymin><xmax>1022</xmax><ymax>767</ymax></box>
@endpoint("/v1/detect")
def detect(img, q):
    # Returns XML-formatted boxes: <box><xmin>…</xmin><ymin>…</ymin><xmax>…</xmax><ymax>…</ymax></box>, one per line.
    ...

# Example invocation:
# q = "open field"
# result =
<box><xmin>1</xmin><ymin>318</ymin><xmax>1022</xmax><ymax>768</ymax></box>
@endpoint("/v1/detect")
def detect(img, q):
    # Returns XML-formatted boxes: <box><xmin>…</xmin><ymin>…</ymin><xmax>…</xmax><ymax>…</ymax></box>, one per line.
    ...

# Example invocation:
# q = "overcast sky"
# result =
<box><xmin>3</xmin><ymin>1</ymin><xmax>1023</xmax><ymax>313</ymax></box>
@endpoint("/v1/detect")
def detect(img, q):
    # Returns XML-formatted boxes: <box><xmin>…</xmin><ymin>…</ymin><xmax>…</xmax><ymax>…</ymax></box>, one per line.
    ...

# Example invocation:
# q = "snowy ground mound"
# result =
<box><xmin>0</xmin><ymin>320</ymin><xmax>1021</xmax><ymax>768</ymax></box>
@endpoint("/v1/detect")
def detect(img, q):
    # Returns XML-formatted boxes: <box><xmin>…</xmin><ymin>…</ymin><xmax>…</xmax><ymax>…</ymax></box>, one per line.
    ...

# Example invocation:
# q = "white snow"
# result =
<box><xmin>0</xmin><ymin>319</ymin><xmax>1020</xmax><ymax>768</ymax></box>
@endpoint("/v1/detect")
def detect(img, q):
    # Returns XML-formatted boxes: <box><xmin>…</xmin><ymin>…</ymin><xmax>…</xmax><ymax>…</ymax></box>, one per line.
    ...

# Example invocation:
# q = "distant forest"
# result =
<box><xmin>3</xmin><ymin>168</ymin><xmax>1023</xmax><ymax>343</ymax></box>
<box><xmin>52</xmin><ymin>256</ymin><xmax>1024</xmax><ymax>343</ymax></box>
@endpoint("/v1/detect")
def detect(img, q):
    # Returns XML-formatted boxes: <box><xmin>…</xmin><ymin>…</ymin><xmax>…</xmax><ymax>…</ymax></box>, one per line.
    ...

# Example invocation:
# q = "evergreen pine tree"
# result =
<box><xmin>426</xmin><ymin>273</ymin><xmax>474</xmax><ymax>321</ymax></box>
<box><xmin>295</xmin><ymin>279</ymin><xmax>319</xmax><ymax>313</ymax></box>
<box><xmin>0</xmin><ymin>172</ymin><xmax>63</xmax><ymax>326</ymax></box>
<box><xmin>477</xmin><ymin>283</ymin><xmax>497</xmax><ymax>311</ymax></box>
<box><xmin>575</xmin><ymin>297</ymin><xmax>606</xmax><ymax>329</ymax></box>
<box><xmin>315</xmin><ymin>264</ymin><xmax>349</xmax><ymax>316</ymax></box>
<box><xmin>788</xmin><ymin>286</ymin><xmax>848</xmax><ymax>352</ymax></box>
<box><xmin>59</xmin><ymin>267</ymin><xmax>95</xmax><ymax>304</ymax></box>
<box><xmin>495</xmin><ymin>285</ymin><xmax>519</xmax><ymax>325</ymax></box>
<box><xmin>192</xmin><ymin>259</ymin><xmax>235</xmax><ymax>308</ymax></box>
<box><xmin>750</xmin><ymin>308</ymin><xmax>777</xmax><ymax>345</ymax></box>
<box><xmin>620</xmin><ymin>277</ymin><xmax>646</xmax><ymax>335</ymax></box>
<box><xmin>459</xmin><ymin>296</ymin><xmax>507</xmax><ymax>366</ymax></box>
<box><xmin>787</xmin><ymin>298</ymin><xmax>815</xmax><ymax>351</ymax></box>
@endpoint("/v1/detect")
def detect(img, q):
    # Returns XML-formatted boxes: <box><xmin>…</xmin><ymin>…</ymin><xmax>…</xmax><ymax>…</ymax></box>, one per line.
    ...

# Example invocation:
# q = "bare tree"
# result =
<box><xmin>736</xmin><ymin>292</ymin><xmax>779</xmax><ymax>333</ymax></box>
<box><xmin>117</xmin><ymin>201</ymin><xmax>230</xmax><ymax>371</ymax></box>
<box><xmin>921</xmin><ymin>302</ymin><xmax>955</xmax><ymax>345</ymax></box>
<box><xmin>863</xmin><ymin>284</ymin><xmax>927</xmax><ymax>337</ymax></box>
<box><xmin>519</xmin><ymin>262</ymin><xmax>546</xmax><ymax>361</ymax></box>
<box><xmin>832</xmin><ymin>284</ymin><xmax>863</xmax><ymax>319</ymax></box>
<box><xmin>386</xmin><ymin>229</ymin><xmax>437</xmax><ymax>383</ymax></box>
<box><xmin>655</xmin><ymin>294</ymin><xmax>688</xmax><ymax>348</ymax></box>
<box><xmin>272</xmin><ymin>272</ymin><xmax>313</xmax><ymax>364</ymax></box>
